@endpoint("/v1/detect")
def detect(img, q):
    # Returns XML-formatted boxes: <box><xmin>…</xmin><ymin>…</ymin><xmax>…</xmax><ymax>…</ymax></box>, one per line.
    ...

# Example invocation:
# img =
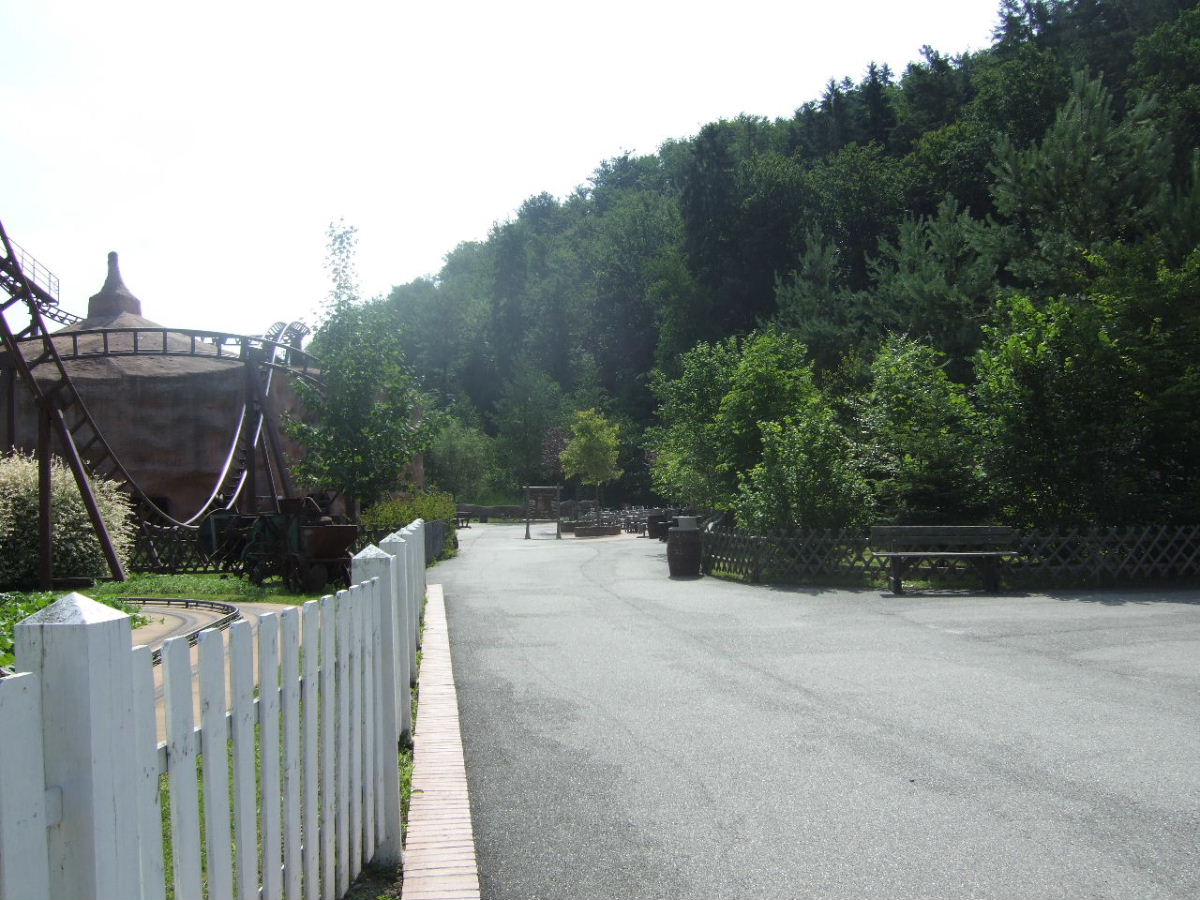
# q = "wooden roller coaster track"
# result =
<box><xmin>0</xmin><ymin>217</ymin><xmax>323</xmax><ymax>584</ymax></box>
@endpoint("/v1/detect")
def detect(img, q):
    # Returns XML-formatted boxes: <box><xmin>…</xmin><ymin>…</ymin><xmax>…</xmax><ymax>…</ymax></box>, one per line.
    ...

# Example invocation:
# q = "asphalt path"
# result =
<box><xmin>437</xmin><ymin>523</ymin><xmax>1200</xmax><ymax>900</ymax></box>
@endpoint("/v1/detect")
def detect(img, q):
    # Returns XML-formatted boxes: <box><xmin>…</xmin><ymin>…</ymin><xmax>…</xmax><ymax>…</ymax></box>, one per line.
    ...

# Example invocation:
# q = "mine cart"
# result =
<box><xmin>219</xmin><ymin>498</ymin><xmax>358</xmax><ymax>592</ymax></box>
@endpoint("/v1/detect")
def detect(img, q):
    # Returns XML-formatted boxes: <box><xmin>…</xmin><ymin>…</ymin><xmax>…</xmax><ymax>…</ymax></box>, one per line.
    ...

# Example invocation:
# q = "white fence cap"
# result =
<box><xmin>19</xmin><ymin>592</ymin><xmax>128</xmax><ymax>625</ymax></box>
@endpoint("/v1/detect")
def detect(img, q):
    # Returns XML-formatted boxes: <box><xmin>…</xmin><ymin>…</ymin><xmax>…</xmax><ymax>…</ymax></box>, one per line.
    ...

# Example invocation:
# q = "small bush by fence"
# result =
<box><xmin>353</xmin><ymin>518</ymin><xmax>452</xmax><ymax>562</ymax></box>
<box><xmin>0</xmin><ymin>520</ymin><xmax>430</xmax><ymax>900</ymax></box>
<box><xmin>702</xmin><ymin>524</ymin><xmax>1200</xmax><ymax>587</ymax></box>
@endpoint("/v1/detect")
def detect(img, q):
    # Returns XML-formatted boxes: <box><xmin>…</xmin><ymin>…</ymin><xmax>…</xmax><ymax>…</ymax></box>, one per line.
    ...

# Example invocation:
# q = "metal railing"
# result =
<box><xmin>8</xmin><ymin>236</ymin><xmax>59</xmax><ymax>300</ymax></box>
<box><xmin>45</xmin><ymin>327</ymin><xmax>323</xmax><ymax>388</ymax></box>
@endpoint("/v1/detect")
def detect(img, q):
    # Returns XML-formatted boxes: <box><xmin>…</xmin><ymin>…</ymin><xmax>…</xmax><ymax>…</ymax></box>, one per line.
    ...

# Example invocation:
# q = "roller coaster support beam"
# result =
<box><xmin>254</xmin><ymin>363</ymin><xmax>296</xmax><ymax>504</ymax></box>
<box><xmin>39</xmin><ymin>404</ymin><xmax>52</xmax><ymax>589</ymax></box>
<box><xmin>4</xmin><ymin>367</ymin><xmax>14</xmax><ymax>449</ymax></box>
<box><xmin>243</xmin><ymin>348</ymin><xmax>261</xmax><ymax>514</ymax></box>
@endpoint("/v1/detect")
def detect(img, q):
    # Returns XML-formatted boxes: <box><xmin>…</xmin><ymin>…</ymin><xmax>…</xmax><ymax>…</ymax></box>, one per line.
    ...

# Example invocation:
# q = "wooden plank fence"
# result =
<box><xmin>0</xmin><ymin>520</ymin><xmax>431</xmax><ymax>900</ymax></box>
<box><xmin>702</xmin><ymin>524</ymin><xmax>1200</xmax><ymax>586</ymax></box>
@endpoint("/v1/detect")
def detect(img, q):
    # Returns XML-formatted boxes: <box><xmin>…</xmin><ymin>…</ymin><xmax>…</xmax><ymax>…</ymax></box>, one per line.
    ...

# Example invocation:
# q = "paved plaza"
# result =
<box><xmin>436</xmin><ymin>523</ymin><xmax>1200</xmax><ymax>899</ymax></box>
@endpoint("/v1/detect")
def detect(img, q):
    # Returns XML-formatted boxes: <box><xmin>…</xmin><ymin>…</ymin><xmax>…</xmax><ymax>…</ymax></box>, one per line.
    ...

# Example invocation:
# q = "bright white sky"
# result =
<box><xmin>2</xmin><ymin>0</ymin><xmax>1001</xmax><ymax>338</ymax></box>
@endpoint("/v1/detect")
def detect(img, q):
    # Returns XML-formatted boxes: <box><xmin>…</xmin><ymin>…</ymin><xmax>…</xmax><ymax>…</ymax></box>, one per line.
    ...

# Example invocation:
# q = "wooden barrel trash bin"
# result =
<box><xmin>667</xmin><ymin>516</ymin><xmax>702</xmax><ymax>577</ymax></box>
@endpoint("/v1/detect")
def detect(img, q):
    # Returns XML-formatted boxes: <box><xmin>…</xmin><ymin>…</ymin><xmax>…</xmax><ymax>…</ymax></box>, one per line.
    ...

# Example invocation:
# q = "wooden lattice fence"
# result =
<box><xmin>131</xmin><ymin>518</ymin><xmax>452</xmax><ymax>576</ymax></box>
<box><xmin>1012</xmin><ymin>525</ymin><xmax>1200</xmax><ymax>584</ymax></box>
<box><xmin>702</xmin><ymin>527</ymin><xmax>885</xmax><ymax>583</ymax></box>
<box><xmin>130</xmin><ymin>522</ymin><xmax>224</xmax><ymax>574</ymax></box>
<box><xmin>702</xmin><ymin>524</ymin><xmax>1200</xmax><ymax>587</ymax></box>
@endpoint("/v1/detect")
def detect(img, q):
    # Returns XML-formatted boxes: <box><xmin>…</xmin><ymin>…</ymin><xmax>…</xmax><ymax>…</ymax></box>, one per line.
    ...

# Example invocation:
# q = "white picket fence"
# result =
<box><xmin>0</xmin><ymin>520</ymin><xmax>429</xmax><ymax>900</ymax></box>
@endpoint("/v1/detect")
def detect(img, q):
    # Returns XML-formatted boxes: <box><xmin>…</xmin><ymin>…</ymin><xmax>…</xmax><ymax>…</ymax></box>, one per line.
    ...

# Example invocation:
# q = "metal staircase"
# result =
<box><xmin>0</xmin><ymin>218</ymin><xmax>126</xmax><ymax>580</ymax></box>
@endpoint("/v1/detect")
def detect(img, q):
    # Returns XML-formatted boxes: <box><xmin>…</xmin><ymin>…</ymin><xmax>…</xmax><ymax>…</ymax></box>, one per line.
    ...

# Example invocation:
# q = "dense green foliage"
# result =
<box><xmin>361</xmin><ymin>491</ymin><xmax>458</xmax><ymax>528</ymax></box>
<box><xmin>0</xmin><ymin>452</ymin><xmax>136</xmax><ymax>589</ymax></box>
<box><xmin>856</xmin><ymin>336</ymin><xmax>983</xmax><ymax>524</ymax></box>
<box><xmin>423</xmin><ymin>417</ymin><xmax>497</xmax><ymax>502</ymax></box>
<box><xmin>340</xmin><ymin>0</ymin><xmax>1200</xmax><ymax>528</ymax></box>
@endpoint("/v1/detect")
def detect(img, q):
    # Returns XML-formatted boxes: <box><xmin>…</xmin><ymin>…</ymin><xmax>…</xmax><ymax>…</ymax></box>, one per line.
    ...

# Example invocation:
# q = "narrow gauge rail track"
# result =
<box><xmin>126</xmin><ymin>598</ymin><xmax>241</xmax><ymax>665</ymax></box>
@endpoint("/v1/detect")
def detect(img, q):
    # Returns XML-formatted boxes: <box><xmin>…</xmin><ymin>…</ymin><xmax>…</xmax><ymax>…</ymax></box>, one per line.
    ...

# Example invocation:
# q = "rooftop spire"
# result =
<box><xmin>87</xmin><ymin>251</ymin><xmax>143</xmax><ymax>319</ymax></box>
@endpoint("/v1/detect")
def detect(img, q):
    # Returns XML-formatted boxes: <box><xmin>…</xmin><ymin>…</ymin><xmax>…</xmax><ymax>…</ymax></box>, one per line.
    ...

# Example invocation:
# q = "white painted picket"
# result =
<box><xmin>0</xmin><ymin>672</ymin><xmax>50</xmax><ymax>900</ymax></box>
<box><xmin>0</xmin><ymin>520</ymin><xmax>426</xmax><ymax>900</ymax></box>
<box><xmin>229</xmin><ymin>618</ymin><xmax>258</xmax><ymax>900</ymax></box>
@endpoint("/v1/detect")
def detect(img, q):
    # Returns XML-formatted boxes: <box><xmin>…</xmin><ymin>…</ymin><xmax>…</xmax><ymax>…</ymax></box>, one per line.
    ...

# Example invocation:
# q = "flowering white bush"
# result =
<box><xmin>0</xmin><ymin>452</ymin><xmax>135</xmax><ymax>589</ymax></box>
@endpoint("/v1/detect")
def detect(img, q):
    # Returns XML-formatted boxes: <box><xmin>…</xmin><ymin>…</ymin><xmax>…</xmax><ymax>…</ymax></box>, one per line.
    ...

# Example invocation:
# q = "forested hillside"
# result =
<box><xmin>359</xmin><ymin>0</ymin><xmax>1200</xmax><ymax>528</ymax></box>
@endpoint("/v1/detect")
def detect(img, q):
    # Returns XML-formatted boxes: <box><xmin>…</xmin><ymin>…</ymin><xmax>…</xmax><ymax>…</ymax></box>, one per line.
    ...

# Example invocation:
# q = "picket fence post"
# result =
<box><xmin>352</xmin><ymin>549</ymin><xmax>405</xmax><ymax>867</ymax></box>
<box><xmin>384</xmin><ymin>538</ymin><xmax>413</xmax><ymax>744</ymax></box>
<box><xmin>408</xmin><ymin>520</ymin><xmax>427</xmax><ymax>624</ymax></box>
<box><xmin>413</xmin><ymin>518</ymin><xmax>428</xmax><ymax>596</ymax></box>
<box><xmin>391</xmin><ymin>528</ymin><xmax>416</xmax><ymax>657</ymax></box>
<box><xmin>379</xmin><ymin>532</ymin><xmax>418</xmax><ymax>700</ymax></box>
<box><xmin>0</xmin><ymin>671</ymin><xmax>50</xmax><ymax>900</ymax></box>
<box><xmin>13</xmin><ymin>593</ymin><xmax>141</xmax><ymax>900</ymax></box>
<box><xmin>397</xmin><ymin>524</ymin><xmax>423</xmax><ymax>638</ymax></box>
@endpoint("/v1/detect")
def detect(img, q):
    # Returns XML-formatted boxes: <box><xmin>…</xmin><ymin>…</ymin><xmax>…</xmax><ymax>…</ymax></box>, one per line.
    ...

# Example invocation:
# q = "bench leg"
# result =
<box><xmin>889</xmin><ymin>558</ymin><xmax>905</xmax><ymax>595</ymax></box>
<box><xmin>981</xmin><ymin>559</ymin><xmax>999</xmax><ymax>593</ymax></box>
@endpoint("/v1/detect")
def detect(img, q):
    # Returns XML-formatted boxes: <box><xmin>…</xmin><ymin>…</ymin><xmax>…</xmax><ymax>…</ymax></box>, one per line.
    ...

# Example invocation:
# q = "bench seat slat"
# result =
<box><xmin>869</xmin><ymin>525</ymin><xmax>1017</xmax><ymax>594</ymax></box>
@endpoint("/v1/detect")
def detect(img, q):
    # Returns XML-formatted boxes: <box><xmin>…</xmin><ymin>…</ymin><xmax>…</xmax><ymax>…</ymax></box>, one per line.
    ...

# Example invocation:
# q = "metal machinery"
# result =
<box><xmin>0</xmin><ymin>217</ymin><xmax>350</xmax><ymax>588</ymax></box>
<box><xmin>205</xmin><ymin>498</ymin><xmax>358</xmax><ymax>592</ymax></box>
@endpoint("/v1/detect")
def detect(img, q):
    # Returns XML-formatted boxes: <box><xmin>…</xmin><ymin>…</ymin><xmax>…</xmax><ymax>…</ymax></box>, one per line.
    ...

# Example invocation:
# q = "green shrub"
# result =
<box><xmin>0</xmin><ymin>452</ymin><xmax>136</xmax><ymax>589</ymax></box>
<box><xmin>362</xmin><ymin>490</ymin><xmax>457</xmax><ymax>528</ymax></box>
<box><xmin>425</xmin><ymin>419</ymin><xmax>498</xmax><ymax>502</ymax></box>
<box><xmin>734</xmin><ymin>409</ymin><xmax>874</xmax><ymax>531</ymax></box>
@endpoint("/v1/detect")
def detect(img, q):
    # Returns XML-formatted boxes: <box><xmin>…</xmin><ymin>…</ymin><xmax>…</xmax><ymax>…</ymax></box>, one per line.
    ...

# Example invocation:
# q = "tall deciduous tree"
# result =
<box><xmin>714</xmin><ymin>329</ymin><xmax>822</xmax><ymax>482</ymax></box>
<box><xmin>646</xmin><ymin>338</ymin><xmax>741</xmax><ymax>507</ymax></box>
<box><xmin>492</xmin><ymin>365</ymin><xmax>565</xmax><ymax>489</ymax></box>
<box><xmin>425</xmin><ymin>417</ymin><xmax>497</xmax><ymax>502</ymax></box>
<box><xmin>560</xmin><ymin>409</ymin><xmax>623</xmax><ymax>506</ymax></box>
<box><xmin>973</xmin><ymin>294</ymin><xmax>1147</xmax><ymax>526</ymax></box>
<box><xmin>855</xmin><ymin>335</ymin><xmax>983</xmax><ymax>523</ymax></box>
<box><xmin>287</xmin><ymin>223</ymin><xmax>427</xmax><ymax>518</ymax></box>
<box><xmin>733</xmin><ymin>409</ymin><xmax>872</xmax><ymax>531</ymax></box>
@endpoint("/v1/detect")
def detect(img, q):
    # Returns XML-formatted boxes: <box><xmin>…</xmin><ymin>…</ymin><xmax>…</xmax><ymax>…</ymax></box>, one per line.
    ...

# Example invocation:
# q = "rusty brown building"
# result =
<box><xmin>1</xmin><ymin>252</ymin><xmax>308</xmax><ymax>521</ymax></box>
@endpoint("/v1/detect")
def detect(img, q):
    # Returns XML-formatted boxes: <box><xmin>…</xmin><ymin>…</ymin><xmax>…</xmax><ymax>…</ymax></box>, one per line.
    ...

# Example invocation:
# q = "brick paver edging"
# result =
<box><xmin>401</xmin><ymin>584</ymin><xmax>481</xmax><ymax>900</ymax></box>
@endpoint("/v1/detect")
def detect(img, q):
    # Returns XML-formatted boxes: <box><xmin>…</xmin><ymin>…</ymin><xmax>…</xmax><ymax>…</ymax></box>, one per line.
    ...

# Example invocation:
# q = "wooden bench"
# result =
<box><xmin>870</xmin><ymin>526</ymin><xmax>1017</xmax><ymax>595</ymax></box>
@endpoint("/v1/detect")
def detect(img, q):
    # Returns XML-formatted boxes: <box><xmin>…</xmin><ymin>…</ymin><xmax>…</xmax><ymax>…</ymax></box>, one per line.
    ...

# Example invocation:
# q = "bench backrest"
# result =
<box><xmin>870</xmin><ymin>525</ymin><xmax>1015</xmax><ymax>552</ymax></box>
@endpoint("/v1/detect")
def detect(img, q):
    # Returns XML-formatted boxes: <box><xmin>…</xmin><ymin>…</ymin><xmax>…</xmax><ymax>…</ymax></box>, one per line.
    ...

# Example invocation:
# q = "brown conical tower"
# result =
<box><xmin>87</xmin><ymin>251</ymin><xmax>142</xmax><ymax>319</ymax></box>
